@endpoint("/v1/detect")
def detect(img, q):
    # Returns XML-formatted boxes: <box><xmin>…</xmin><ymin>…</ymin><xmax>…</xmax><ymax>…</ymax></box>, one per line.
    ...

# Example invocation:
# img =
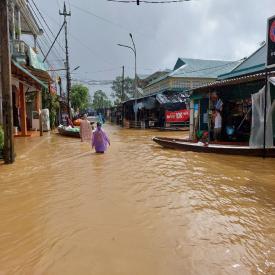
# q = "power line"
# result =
<box><xmin>28</xmin><ymin>2</ymin><xmax>65</xmax><ymax>69</ymax></box>
<box><xmin>37</xmin><ymin>5</ymin><xmax>114</xmax><ymax>66</ymax></box>
<box><xmin>70</xmin><ymin>3</ymin><xmax>152</xmax><ymax>38</ymax></box>
<box><xmin>107</xmin><ymin>0</ymin><xmax>191</xmax><ymax>3</ymax></box>
<box><xmin>29</xmin><ymin>0</ymin><xmax>65</xmax><ymax>54</ymax></box>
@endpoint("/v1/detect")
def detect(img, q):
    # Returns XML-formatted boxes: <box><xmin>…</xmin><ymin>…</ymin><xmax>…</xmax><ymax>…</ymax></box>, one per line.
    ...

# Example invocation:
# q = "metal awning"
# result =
<box><xmin>12</xmin><ymin>60</ymin><xmax>48</xmax><ymax>89</ymax></box>
<box><xmin>156</xmin><ymin>92</ymin><xmax>188</xmax><ymax>105</ymax></box>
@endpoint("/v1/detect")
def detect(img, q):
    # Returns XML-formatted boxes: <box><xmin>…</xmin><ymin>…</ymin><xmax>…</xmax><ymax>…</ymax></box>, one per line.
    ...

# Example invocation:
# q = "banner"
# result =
<box><xmin>165</xmin><ymin>109</ymin><xmax>190</xmax><ymax>123</ymax></box>
<box><xmin>267</xmin><ymin>15</ymin><xmax>275</xmax><ymax>68</ymax></box>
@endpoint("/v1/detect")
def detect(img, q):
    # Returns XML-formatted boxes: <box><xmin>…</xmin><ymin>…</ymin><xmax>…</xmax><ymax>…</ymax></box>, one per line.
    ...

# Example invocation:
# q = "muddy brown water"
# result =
<box><xmin>0</xmin><ymin>124</ymin><xmax>275</xmax><ymax>275</ymax></box>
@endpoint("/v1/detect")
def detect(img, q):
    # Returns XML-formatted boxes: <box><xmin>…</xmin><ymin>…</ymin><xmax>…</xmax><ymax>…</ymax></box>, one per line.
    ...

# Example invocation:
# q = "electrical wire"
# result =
<box><xmin>107</xmin><ymin>0</ymin><xmax>191</xmax><ymax>3</ymax></box>
<box><xmin>70</xmin><ymin>3</ymin><xmax>153</xmax><ymax>39</ymax></box>
<box><xmin>27</xmin><ymin>3</ymin><xmax>65</xmax><ymax>67</ymax></box>
<box><xmin>29</xmin><ymin>0</ymin><xmax>65</xmax><ymax>54</ymax></box>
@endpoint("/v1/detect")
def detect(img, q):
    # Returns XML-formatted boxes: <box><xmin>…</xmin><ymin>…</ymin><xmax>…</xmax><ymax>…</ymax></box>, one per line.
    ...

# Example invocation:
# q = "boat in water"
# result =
<box><xmin>57</xmin><ymin>125</ymin><xmax>80</xmax><ymax>138</ymax></box>
<box><xmin>152</xmin><ymin>137</ymin><xmax>275</xmax><ymax>157</ymax></box>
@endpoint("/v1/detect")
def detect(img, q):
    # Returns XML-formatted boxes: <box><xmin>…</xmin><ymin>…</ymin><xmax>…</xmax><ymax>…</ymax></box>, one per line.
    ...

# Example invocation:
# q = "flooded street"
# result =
<box><xmin>0</xmin><ymin>124</ymin><xmax>275</xmax><ymax>275</ymax></box>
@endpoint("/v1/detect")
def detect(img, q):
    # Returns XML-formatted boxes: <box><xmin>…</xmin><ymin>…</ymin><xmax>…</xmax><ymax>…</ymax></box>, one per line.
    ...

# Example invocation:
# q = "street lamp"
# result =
<box><xmin>47</xmin><ymin>65</ymin><xmax>80</xmax><ymax>73</ymax></box>
<box><xmin>71</xmin><ymin>65</ymin><xmax>80</xmax><ymax>73</ymax></box>
<box><xmin>118</xmin><ymin>33</ymin><xmax>138</xmax><ymax>126</ymax></box>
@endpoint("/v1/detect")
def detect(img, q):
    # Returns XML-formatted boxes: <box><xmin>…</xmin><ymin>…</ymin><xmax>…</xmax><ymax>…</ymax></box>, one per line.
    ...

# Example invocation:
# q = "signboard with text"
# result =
<box><xmin>165</xmin><ymin>109</ymin><xmax>190</xmax><ymax>123</ymax></box>
<box><xmin>267</xmin><ymin>15</ymin><xmax>275</xmax><ymax>68</ymax></box>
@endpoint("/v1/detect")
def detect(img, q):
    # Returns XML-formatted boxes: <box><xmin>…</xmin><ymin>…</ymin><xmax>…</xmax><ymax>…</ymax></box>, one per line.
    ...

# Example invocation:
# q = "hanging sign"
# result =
<box><xmin>165</xmin><ymin>109</ymin><xmax>190</xmax><ymax>123</ymax></box>
<box><xmin>266</xmin><ymin>15</ymin><xmax>275</xmax><ymax>68</ymax></box>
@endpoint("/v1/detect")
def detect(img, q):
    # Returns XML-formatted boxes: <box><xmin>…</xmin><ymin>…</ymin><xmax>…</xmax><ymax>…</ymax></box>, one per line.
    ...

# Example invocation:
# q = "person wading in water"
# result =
<box><xmin>91</xmin><ymin>122</ymin><xmax>110</xmax><ymax>153</ymax></box>
<box><xmin>80</xmin><ymin>114</ymin><xmax>92</xmax><ymax>142</ymax></box>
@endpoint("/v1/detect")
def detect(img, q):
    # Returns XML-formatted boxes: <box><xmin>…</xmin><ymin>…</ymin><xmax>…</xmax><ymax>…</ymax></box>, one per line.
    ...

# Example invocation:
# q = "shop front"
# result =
<box><xmin>190</xmin><ymin>73</ymin><xmax>275</xmax><ymax>146</ymax></box>
<box><xmin>122</xmin><ymin>91</ymin><xmax>189</xmax><ymax>129</ymax></box>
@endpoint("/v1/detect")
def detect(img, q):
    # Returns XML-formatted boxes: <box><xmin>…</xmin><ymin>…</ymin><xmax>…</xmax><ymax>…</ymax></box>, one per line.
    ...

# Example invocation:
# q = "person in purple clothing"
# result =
<box><xmin>91</xmin><ymin>122</ymin><xmax>110</xmax><ymax>153</ymax></box>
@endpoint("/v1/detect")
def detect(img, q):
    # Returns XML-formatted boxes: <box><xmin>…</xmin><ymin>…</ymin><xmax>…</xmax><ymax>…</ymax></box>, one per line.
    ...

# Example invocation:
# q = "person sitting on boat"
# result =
<box><xmin>66</xmin><ymin>116</ymin><xmax>74</xmax><ymax>128</ymax></box>
<box><xmin>80</xmin><ymin>114</ymin><xmax>92</xmax><ymax>142</ymax></box>
<box><xmin>91</xmin><ymin>122</ymin><xmax>110</xmax><ymax>153</ymax></box>
<box><xmin>213</xmin><ymin>109</ymin><xmax>222</xmax><ymax>141</ymax></box>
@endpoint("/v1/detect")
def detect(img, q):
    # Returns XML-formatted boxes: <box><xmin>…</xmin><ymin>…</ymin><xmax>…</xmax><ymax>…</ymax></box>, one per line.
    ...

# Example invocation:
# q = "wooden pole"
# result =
<box><xmin>0</xmin><ymin>0</ymin><xmax>15</xmax><ymax>163</ymax></box>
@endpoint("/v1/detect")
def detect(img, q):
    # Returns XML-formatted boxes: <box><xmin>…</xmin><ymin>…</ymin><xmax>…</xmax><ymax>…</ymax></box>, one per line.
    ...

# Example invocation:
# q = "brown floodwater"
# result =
<box><xmin>0</xmin><ymin>124</ymin><xmax>275</xmax><ymax>275</ymax></box>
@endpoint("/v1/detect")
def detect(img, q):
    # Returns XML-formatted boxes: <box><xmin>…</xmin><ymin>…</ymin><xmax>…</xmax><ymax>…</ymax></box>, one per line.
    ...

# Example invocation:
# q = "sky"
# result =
<box><xmin>33</xmin><ymin>0</ymin><xmax>275</xmax><ymax>98</ymax></box>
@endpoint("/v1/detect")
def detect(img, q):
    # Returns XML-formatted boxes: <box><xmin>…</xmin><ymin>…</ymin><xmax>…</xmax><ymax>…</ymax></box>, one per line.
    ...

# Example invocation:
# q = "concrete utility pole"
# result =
<box><xmin>122</xmin><ymin>65</ymin><xmax>125</xmax><ymax>102</ymax></box>
<box><xmin>0</xmin><ymin>0</ymin><xmax>15</xmax><ymax>164</ymax></box>
<box><xmin>59</xmin><ymin>2</ymin><xmax>72</xmax><ymax>118</ymax></box>
<box><xmin>129</xmin><ymin>33</ymin><xmax>137</xmax><ymax>126</ymax></box>
<box><xmin>121</xmin><ymin>65</ymin><xmax>125</xmax><ymax>127</ymax></box>
<box><xmin>118</xmin><ymin>33</ymin><xmax>137</xmax><ymax>126</ymax></box>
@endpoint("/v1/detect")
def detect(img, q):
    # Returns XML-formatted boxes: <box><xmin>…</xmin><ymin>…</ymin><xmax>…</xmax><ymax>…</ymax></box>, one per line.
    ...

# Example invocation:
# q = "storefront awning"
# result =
<box><xmin>12</xmin><ymin>60</ymin><xmax>48</xmax><ymax>90</ymax></box>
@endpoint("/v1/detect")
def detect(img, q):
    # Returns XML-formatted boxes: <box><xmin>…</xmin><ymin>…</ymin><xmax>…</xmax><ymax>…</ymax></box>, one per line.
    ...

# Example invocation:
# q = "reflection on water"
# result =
<box><xmin>0</xmin><ymin>124</ymin><xmax>275</xmax><ymax>275</ymax></box>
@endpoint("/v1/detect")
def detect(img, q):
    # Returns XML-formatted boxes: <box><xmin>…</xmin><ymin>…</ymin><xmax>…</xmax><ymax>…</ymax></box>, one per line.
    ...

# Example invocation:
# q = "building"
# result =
<box><xmin>143</xmin><ymin>58</ymin><xmax>241</xmax><ymax>96</ymax></box>
<box><xmin>0</xmin><ymin>0</ymin><xmax>53</xmax><ymax>137</ymax></box>
<box><xmin>122</xmin><ymin>58</ymin><xmax>240</xmax><ymax>129</ymax></box>
<box><xmin>189</xmin><ymin>43</ymin><xmax>275</xmax><ymax>146</ymax></box>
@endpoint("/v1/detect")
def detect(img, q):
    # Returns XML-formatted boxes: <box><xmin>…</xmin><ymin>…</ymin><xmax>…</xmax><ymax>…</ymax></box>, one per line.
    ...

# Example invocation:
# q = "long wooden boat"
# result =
<box><xmin>152</xmin><ymin>137</ymin><xmax>275</xmax><ymax>157</ymax></box>
<box><xmin>57</xmin><ymin>126</ymin><xmax>80</xmax><ymax>138</ymax></box>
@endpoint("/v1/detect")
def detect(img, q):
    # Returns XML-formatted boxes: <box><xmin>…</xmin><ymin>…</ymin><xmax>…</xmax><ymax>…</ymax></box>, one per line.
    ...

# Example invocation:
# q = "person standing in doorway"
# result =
<box><xmin>80</xmin><ymin>114</ymin><xmax>92</xmax><ymax>142</ymax></box>
<box><xmin>91</xmin><ymin>122</ymin><xmax>110</xmax><ymax>153</ymax></box>
<box><xmin>213</xmin><ymin>110</ymin><xmax>222</xmax><ymax>141</ymax></box>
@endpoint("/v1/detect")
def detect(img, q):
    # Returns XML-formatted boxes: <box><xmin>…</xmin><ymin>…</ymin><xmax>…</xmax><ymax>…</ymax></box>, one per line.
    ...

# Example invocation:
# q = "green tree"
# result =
<box><xmin>71</xmin><ymin>84</ymin><xmax>90</xmax><ymax>112</ymax></box>
<box><xmin>111</xmin><ymin>76</ymin><xmax>134</xmax><ymax>104</ymax></box>
<box><xmin>92</xmin><ymin>90</ymin><xmax>112</xmax><ymax>111</ymax></box>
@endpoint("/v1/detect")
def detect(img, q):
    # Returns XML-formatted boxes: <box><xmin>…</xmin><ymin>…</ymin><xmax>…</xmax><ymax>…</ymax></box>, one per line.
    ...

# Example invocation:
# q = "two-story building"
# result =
<box><xmin>0</xmin><ymin>0</ymin><xmax>52</xmax><ymax>137</ymax></box>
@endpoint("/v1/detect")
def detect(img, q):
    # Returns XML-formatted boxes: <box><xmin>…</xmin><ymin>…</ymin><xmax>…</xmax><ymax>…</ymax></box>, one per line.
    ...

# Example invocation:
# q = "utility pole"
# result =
<box><xmin>59</xmin><ymin>2</ymin><xmax>71</xmax><ymax>118</ymax></box>
<box><xmin>121</xmin><ymin>65</ymin><xmax>125</xmax><ymax>127</ymax></box>
<box><xmin>137</xmin><ymin>0</ymin><xmax>140</xmax><ymax>5</ymax></box>
<box><xmin>122</xmin><ymin>65</ymin><xmax>125</xmax><ymax>102</ymax></box>
<box><xmin>0</xmin><ymin>0</ymin><xmax>15</xmax><ymax>164</ymax></box>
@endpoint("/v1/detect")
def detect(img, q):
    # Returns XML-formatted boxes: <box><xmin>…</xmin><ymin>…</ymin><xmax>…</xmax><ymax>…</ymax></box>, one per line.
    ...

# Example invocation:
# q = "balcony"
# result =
<box><xmin>11</xmin><ymin>40</ymin><xmax>29</xmax><ymax>65</ymax></box>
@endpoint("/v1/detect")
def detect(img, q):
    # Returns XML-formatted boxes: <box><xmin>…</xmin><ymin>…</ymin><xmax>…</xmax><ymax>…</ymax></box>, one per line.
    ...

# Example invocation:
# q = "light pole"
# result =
<box><xmin>118</xmin><ymin>33</ymin><xmax>137</xmax><ymax>126</ymax></box>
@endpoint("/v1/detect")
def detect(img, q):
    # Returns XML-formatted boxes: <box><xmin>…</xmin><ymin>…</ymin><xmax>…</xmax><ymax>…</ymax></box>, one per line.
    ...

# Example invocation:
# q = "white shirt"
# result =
<box><xmin>214</xmin><ymin>113</ymin><xmax>222</xmax><ymax>129</ymax></box>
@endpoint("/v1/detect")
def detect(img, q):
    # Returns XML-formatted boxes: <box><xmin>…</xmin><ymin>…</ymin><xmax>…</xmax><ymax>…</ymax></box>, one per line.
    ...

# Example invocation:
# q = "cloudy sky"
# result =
<box><xmin>33</xmin><ymin>0</ymin><xmax>274</xmax><ymax>97</ymax></box>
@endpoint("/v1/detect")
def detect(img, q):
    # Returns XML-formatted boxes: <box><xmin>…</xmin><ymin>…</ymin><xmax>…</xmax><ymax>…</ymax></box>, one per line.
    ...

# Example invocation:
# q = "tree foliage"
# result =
<box><xmin>111</xmin><ymin>76</ymin><xmax>134</xmax><ymax>104</ymax></box>
<box><xmin>92</xmin><ymin>90</ymin><xmax>112</xmax><ymax>111</ymax></box>
<box><xmin>71</xmin><ymin>84</ymin><xmax>90</xmax><ymax>112</ymax></box>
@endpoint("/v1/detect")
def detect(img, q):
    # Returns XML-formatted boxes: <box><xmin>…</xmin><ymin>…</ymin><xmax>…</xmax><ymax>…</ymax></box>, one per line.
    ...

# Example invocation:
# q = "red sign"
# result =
<box><xmin>165</xmin><ymin>109</ymin><xmax>190</xmax><ymax>123</ymax></box>
<box><xmin>267</xmin><ymin>15</ymin><xmax>275</xmax><ymax>68</ymax></box>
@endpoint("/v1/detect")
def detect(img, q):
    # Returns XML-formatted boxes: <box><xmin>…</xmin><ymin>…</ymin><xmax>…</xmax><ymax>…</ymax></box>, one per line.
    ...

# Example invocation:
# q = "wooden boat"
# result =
<box><xmin>152</xmin><ymin>137</ymin><xmax>275</xmax><ymax>157</ymax></box>
<box><xmin>57</xmin><ymin>126</ymin><xmax>80</xmax><ymax>138</ymax></box>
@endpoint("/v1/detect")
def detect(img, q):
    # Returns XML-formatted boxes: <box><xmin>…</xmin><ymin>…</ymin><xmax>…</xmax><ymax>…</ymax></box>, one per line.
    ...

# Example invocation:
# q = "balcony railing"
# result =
<box><xmin>11</xmin><ymin>40</ymin><xmax>29</xmax><ymax>64</ymax></box>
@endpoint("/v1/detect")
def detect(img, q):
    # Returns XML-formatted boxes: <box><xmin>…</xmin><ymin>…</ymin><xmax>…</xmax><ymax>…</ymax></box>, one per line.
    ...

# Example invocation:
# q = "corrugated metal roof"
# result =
<box><xmin>171</xmin><ymin>58</ymin><xmax>240</xmax><ymax>78</ymax></box>
<box><xmin>12</xmin><ymin>60</ymin><xmax>48</xmax><ymax>89</ymax></box>
<box><xmin>219</xmin><ymin>44</ymin><xmax>266</xmax><ymax>79</ymax></box>
<box><xmin>145</xmin><ymin>58</ymin><xmax>241</xmax><ymax>88</ymax></box>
